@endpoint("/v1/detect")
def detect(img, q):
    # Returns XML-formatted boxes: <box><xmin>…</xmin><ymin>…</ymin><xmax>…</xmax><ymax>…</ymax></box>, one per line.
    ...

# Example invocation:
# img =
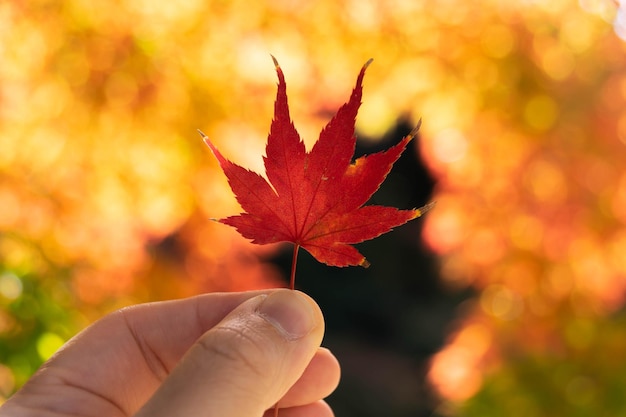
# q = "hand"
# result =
<box><xmin>0</xmin><ymin>290</ymin><xmax>340</xmax><ymax>417</ymax></box>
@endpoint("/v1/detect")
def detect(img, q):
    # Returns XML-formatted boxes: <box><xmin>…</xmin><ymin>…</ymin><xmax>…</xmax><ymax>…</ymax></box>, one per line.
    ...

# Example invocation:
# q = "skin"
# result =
<box><xmin>0</xmin><ymin>290</ymin><xmax>340</xmax><ymax>417</ymax></box>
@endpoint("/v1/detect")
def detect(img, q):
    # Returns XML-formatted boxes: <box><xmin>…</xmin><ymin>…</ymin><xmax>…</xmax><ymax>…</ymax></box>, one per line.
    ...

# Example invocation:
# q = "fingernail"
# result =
<box><xmin>257</xmin><ymin>290</ymin><xmax>317</xmax><ymax>340</ymax></box>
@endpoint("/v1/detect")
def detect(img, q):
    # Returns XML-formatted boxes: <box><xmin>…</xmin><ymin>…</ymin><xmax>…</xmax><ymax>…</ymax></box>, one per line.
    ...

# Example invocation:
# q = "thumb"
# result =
<box><xmin>134</xmin><ymin>290</ymin><xmax>324</xmax><ymax>417</ymax></box>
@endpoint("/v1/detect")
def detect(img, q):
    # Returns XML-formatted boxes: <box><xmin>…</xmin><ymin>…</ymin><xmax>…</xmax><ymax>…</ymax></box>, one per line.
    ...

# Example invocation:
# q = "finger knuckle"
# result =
<box><xmin>198</xmin><ymin>323</ymin><xmax>276</xmax><ymax>380</ymax></box>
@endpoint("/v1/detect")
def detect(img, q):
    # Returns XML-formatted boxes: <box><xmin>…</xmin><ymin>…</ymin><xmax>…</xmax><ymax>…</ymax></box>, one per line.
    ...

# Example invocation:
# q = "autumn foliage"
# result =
<box><xmin>3</xmin><ymin>1</ymin><xmax>626</xmax><ymax>416</ymax></box>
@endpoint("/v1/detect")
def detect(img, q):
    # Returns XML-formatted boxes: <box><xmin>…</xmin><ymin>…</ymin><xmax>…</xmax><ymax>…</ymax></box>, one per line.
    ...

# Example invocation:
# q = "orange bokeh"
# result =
<box><xmin>3</xmin><ymin>1</ymin><xmax>626</xmax><ymax>415</ymax></box>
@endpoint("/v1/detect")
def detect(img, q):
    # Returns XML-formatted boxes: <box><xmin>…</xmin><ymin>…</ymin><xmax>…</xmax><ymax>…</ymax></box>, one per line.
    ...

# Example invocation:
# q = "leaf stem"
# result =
<box><xmin>274</xmin><ymin>244</ymin><xmax>301</xmax><ymax>417</ymax></box>
<box><xmin>289</xmin><ymin>244</ymin><xmax>300</xmax><ymax>290</ymax></box>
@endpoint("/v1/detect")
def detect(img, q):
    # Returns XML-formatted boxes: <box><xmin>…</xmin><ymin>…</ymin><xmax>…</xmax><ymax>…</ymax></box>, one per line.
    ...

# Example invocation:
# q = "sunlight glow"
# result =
<box><xmin>428</xmin><ymin>322</ymin><xmax>491</xmax><ymax>401</ymax></box>
<box><xmin>3</xmin><ymin>0</ymin><xmax>626</xmax><ymax>413</ymax></box>
<box><xmin>36</xmin><ymin>333</ymin><xmax>65</xmax><ymax>362</ymax></box>
<box><xmin>0</xmin><ymin>273</ymin><xmax>22</xmax><ymax>301</ymax></box>
<box><xmin>432</xmin><ymin>128</ymin><xmax>468</xmax><ymax>164</ymax></box>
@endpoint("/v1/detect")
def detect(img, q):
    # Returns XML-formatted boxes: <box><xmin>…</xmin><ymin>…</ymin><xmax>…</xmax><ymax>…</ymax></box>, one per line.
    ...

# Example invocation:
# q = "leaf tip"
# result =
<box><xmin>414</xmin><ymin>201</ymin><xmax>436</xmax><ymax>218</ymax></box>
<box><xmin>406</xmin><ymin>118</ymin><xmax>423</xmax><ymax>142</ymax></box>
<box><xmin>198</xmin><ymin>129</ymin><xmax>210</xmax><ymax>144</ymax></box>
<box><xmin>270</xmin><ymin>55</ymin><xmax>287</xmax><ymax>87</ymax></box>
<box><xmin>270</xmin><ymin>54</ymin><xmax>280</xmax><ymax>69</ymax></box>
<box><xmin>360</xmin><ymin>258</ymin><xmax>371</xmax><ymax>268</ymax></box>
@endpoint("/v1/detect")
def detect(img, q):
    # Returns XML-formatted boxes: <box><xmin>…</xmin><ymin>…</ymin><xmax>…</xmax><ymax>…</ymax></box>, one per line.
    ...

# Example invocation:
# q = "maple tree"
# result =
<box><xmin>200</xmin><ymin>57</ymin><xmax>432</xmax><ymax>290</ymax></box>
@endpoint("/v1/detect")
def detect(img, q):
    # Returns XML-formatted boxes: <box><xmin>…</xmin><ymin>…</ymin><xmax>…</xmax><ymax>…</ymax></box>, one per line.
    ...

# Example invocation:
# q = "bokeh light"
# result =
<box><xmin>2</xmin><ymin>0</ymin><xmax>626</xmax><ymax>416</ymax></box>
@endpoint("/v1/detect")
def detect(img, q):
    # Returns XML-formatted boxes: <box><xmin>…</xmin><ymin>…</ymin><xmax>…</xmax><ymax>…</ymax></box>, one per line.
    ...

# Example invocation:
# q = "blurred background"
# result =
<box><xmin>2</xmin><ymin>0</ymin><xmax>626</xmax><ymax>416</ymax></box>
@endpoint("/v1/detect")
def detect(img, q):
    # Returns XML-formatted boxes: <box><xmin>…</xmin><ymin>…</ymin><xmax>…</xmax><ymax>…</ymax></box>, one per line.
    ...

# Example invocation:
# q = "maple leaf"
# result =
<box><xmin>200</xmin><ymin>57</ymin><xmax>432</xmax><ymax>270</ymax></box>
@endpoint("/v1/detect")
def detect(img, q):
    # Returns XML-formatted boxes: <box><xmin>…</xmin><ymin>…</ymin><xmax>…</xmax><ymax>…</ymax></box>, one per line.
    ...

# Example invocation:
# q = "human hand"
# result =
<box><xmin>0</xmin><ymin>290</ymin><xmax>339</xmax><ymax>417</ymax></box>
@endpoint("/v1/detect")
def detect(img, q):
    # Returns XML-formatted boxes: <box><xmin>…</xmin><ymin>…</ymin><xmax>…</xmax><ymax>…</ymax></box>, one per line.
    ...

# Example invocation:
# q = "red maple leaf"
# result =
<box><xmin>200</xmin><ymin>57</ymin><xmax>432</xmax><ymax>276</ymax></box>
